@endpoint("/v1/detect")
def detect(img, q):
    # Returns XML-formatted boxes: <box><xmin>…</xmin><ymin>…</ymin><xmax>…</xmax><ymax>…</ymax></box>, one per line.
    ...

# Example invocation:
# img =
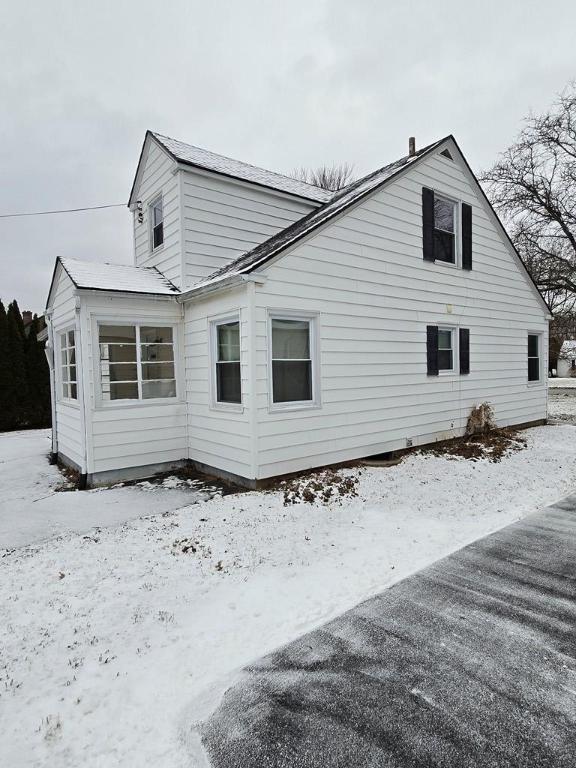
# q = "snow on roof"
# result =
<box><xmin>152</xmin><ymin>132</ymin><xmax>332</xmax><ymax>204</ymax></box>
<box><xmin>59</xmin><ymin>257</ymin><xmax>179</xmax><ymax>295</ymax></box>
<box><xmin>560</xmin><ymin>340</ymin><xmax>576</xmax><ymax>358</ymax></box>
<box><xmin>189</xmin><ymin>137</ymin><xmax>447</xmax><ymax>291</ymax></box>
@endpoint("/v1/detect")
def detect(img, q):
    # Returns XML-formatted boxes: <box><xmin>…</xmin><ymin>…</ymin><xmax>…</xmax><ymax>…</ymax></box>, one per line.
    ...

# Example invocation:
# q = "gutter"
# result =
<box><xmin>177</xmin><ymin>272</ymin><xmax>267</xmax><ymax>303</ymax></box>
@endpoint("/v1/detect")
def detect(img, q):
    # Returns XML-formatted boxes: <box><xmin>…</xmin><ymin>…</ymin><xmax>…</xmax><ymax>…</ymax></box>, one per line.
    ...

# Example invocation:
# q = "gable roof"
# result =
<box><xmin>46</xmin><ymin>257</ymin><xmax>179</xmax><ymax>308</ymax></box>
<box><xmin>185</xmin><ymin>135</ymin><xmax>550</xmax><ymax>316</ymax></box>
<box><xmin>129</xmin><ymin>131</ymin><xmax>332</xmax><ymax>207</ymax></box>
<box><xmin>190</xmin><ymin>137</ymin><xmax>445</xmax><ymax>289</ymax></box>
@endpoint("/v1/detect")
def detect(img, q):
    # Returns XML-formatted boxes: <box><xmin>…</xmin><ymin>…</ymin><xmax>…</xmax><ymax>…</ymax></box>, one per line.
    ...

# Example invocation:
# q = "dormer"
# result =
<box><xmin>128</xmin><ymin>131</ymin><xmax>330</xmax><ymax>291</ymax></box>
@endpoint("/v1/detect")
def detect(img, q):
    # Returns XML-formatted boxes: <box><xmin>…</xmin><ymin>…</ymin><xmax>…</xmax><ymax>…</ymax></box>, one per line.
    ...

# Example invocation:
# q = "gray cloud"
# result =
<box><xmin>1</xmin><ymin>0</ymin><xmax>575</xmax><ymax>312</ymax></box>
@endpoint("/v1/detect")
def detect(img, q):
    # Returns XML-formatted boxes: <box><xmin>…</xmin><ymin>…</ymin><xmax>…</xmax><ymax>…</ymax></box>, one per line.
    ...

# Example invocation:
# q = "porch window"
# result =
<box><xmin>271</xmin><ymin>317</ymin><xmax>315</xmax><ymax>405</ymax></box>
<box><xmin>99</xmin><ymin>324</ymin><xmax>176</xmax><ymax>401</ymax></box>
<box><xmin>213</xmin><ymin>319</ymin><xmax>241</xmax><ymax>405</ymax></box>
<box><xmin>150</xmin><ymin>196</ymin><xmax>164</xmax><ymax>250</ymax></box>
<box><xmin>528</xmin><ymin>333</ymin><xmax>540</xmax><ymax>382</ymax></box>
<box><xmin>60</xmin><ymin>330</ymin><xmax>77</xmax><ymax>400</ymax></box>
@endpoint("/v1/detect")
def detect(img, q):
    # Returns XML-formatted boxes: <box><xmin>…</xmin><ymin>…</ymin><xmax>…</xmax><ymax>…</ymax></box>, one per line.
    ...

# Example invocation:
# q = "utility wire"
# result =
<box><xmin>0</xmin><ymin>203</ymin><xmax>125</xmax><ymax>219</ymax></box>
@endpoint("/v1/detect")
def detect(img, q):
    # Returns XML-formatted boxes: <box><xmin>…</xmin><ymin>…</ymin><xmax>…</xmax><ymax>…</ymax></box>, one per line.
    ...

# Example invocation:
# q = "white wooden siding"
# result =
<box><xmin>133</xmin><ymin>139</ymin><xmax>181</xmax><ymax>286</ymax></box>
<box><xmin>184</xmin><ymin>285</ymin><xmax>253</xmax><ymax>479</ymax></box>
<box><xmin>80</xmin><ymin>292</ymin><xmax>187</xmax><ymax>475</ymax></box>
<box><xmin>181</xmin><ymin>169</ymin><xmax>316</xmax><ymax>287</ymax></box>
<box><xmin>252</xmin><ymin>147</ymin><xmax>549</xmax><ymax>479</ymax></box>
<box><xmin>49</xmin><ymin>267</ymin><xmax>83</xmax><ymax>468</ymax></box>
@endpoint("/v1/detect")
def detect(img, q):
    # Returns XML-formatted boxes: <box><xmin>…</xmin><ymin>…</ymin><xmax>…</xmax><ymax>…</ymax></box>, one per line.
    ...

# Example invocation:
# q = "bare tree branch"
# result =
<box><xmin>290</xmin><ymin>163</ymin><xmax>355</xmax><ymax>191</ymax></box>
<box><xmin>480</xmin><ymin>82</ymin><xmax>576</xmax><ymax>370</ymax></box>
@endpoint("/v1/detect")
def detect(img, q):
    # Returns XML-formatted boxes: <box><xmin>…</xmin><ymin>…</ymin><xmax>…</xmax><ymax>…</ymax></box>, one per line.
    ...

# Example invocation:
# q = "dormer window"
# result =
<box><xmin>150</xmin><ymin>196</ymin><xmax>164</xmax><ymax>250</ymax></box>
<box><xmin>433</xmin><ymin>195</ymin><xmax>457</xmax><ymax>263</ymax></box>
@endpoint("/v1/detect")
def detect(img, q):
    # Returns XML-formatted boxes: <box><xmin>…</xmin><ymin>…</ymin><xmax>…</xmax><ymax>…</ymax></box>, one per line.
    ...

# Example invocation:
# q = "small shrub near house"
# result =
<box><xmin>422</xmin><ymin>403</ymin><xmax>527</xmax><ymax>463</ymax></box>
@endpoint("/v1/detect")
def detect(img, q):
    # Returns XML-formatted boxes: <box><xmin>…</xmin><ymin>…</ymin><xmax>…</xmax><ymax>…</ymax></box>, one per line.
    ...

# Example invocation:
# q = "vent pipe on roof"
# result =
<box><xmin>408</xmin><ymin>137</ymin><xmax>416</xmax><ymax>157</ymax></box>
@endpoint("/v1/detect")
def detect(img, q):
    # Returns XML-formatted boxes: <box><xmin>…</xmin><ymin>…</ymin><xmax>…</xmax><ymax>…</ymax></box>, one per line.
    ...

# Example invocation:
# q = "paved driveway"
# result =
<box><xmin>200</xmin><ymin>496</ymin><xmax>576</xmax><ymax>767</ymax></box>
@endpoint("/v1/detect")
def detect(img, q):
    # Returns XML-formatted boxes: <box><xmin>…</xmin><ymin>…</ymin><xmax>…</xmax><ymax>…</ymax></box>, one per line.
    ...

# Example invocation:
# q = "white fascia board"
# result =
<box><xmin>177</xmin><ymin>272</ymin><xmax>267</xmax><ymax>303</ymax></box>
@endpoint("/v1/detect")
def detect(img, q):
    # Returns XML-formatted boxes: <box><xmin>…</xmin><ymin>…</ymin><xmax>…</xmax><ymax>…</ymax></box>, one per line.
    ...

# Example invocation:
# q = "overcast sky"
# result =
<box><xmin>1</xmin><ymin>0</ymin><xmax>575</xmax><ymax>313</ymax></box>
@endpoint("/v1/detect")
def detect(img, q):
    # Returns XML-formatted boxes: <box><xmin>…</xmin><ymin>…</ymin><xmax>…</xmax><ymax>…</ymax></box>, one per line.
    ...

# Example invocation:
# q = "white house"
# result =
<box><xmin>557</xmin><ymin>340</ymin><xmax>576</xmax><ymax>378</ymax></box>
<box><xmin>45</xmin><ymin>131</ymin><xmax>551</xmax><ymax>488</ymax></box>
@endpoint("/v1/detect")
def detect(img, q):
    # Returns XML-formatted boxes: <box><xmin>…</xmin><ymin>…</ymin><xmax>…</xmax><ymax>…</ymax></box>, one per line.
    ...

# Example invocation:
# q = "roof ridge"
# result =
<box><xmin>152</xmin><ymin>131</ymin><xmax>334</xmax><ymax>197</ymax></box>
<box><xmin>196</xmin><ymin>136</ymin><xmax>448</xmax><ymax>287</ymax></box>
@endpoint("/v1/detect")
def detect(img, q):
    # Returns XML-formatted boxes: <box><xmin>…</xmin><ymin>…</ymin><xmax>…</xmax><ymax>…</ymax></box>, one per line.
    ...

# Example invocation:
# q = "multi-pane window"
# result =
<box><xmin>434</xmin><ymin>196</ymin><xmax>457</xmax><ymax>263</ymax></box>
<box><xmin>150</xmin><ymin>196</ymin><xmax>164</xmax><ymax>250</ymax></box>
<box><xmin>271</xmin><ymin>318</ymin><xmax>313</xmax><ymax>404</ymax></box>
<box><xmin>528</xmin><ymin>334</ymin><xmax>540</xmax><ymax>382</ymax></box>
<box><xmin>60</xmin><ymin>330</ymin><xmax>77</xmax><ymax>400</ymax></box>
<box><xmin>438</xmin><ymin>328</ymin><xmax>454</xmax><ymax>372</ymax></box>
<box><xmin>214</xmin><ymin>320</ymin><xmax>241</xmax><ymax>404</ymax></box>
<box><xmin>99</xmin><ymin>325</ymin><xmax>176</xmax><ymax>401</ymax></box>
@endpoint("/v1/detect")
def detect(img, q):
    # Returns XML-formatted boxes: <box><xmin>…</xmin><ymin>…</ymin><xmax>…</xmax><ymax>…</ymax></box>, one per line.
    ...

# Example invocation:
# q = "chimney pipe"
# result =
<box><xmin>408</xmin><ymin>137</ymin><xmax>416</xmax><ymax>157</ymax></box>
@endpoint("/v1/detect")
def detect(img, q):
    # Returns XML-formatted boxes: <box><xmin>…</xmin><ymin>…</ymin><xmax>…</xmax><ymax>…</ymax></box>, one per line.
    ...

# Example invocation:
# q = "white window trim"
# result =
<box><xmin>57</xmin><ymin>326</ymin><xmax>78</xmax><ymax>404</ymax></box>
<box><xmin>527</xmin><ymin>331</ymin><xmax>543</xmax><ymax>386</ymax></box>
<box><xmin>433</xmin><ymin>191</ymin><xmax>461</xmax><ymax>268</ymax></box>
<box><xmin>209</xmin><ymin>312</ymin><xmax>243</xmax><ymax>413</ymax></box>
<box><xmin>267</xmin><ymin>310</ymin><xmax>321</xmax><ymax>412</ymax></box>
<box><xmin>95</xmin><ymin>319</ymin><xmax>180</xmax><ymax>408</ymax></box>
<box><xmin>149</xmin><ymin>193</ymin><xmax>164</xmax><ymax>253</ymax></box>
<box><xmin>438</xmin><ymin>325</ymin><xmax>458</xmax><ymax>375</ymax></box>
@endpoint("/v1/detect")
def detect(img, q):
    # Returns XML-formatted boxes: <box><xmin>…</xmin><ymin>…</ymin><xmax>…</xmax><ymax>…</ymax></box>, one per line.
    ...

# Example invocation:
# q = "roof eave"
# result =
<box><xmin>178</xmin><ymin>272</ymin><xmax>267</xmax><ymax>303</ymax></box>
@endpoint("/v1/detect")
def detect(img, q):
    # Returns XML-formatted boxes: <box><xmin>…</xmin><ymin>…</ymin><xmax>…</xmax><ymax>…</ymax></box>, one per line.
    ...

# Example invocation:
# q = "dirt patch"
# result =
<box><xmin>281</xmin><ymin>469</ymin><xmax>359</xmax><ymax>506</ymax></box>
<box><xmin>419</xmin><ymin>428</ymin><xmax>527</xmax><ymax>463</ymax></box>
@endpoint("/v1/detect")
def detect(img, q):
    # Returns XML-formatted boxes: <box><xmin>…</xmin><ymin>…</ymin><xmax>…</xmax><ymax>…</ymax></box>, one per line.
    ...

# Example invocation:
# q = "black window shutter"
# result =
<box><xmin>422</xmin><ymin>187</ymin><xmax>435</xmax><ymax>262</ymax></box>
<box><xmin>459</xmin><ymin>328</ymin><xmax>470</xmax><ymax>374</ymax></box>
<box><xmin>462</xmin><ymin>203</ymin><xmax>472</xmax><ymax>270</ymax></box>
<box><xmin>427</xmin><ymin>325</ymin><xmax>439</xmax><ymax>375</ymax></box>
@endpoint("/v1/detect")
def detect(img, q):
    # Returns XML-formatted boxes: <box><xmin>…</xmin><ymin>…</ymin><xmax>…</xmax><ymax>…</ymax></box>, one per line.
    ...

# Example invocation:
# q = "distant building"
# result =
<box><xmin>557</xmin><ymin>341</ymin><xmax>576</xmax><ymax>377</ymax></box>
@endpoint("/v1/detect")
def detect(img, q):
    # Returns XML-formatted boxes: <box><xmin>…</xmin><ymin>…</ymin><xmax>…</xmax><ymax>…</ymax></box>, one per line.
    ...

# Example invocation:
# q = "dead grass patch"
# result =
<box><xmin>419</xmin><ymin>428</ymin><xmax>527</xmax><ymax>463</ymax></box>
<box><xmin>281</xmin><ymin>469</ymin><xmax>359</xmax><ymax>506</ymax></box>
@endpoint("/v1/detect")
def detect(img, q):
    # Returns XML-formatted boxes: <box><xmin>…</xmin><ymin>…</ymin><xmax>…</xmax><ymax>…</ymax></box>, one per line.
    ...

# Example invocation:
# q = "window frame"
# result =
<box><xmin>433</xmin><ymin>192</ymin><xmax>461</xmax><ymax>267</ymax></box>
<box><xmin>267</xmin><ymin>310</ymin><xmax>321</xmax><ymax>412</ymax></box>
<box><xmin>209</xmin><ymin>313</ymin><xmax>243</xmax><ymax>412</ymax></box>
<box><xmin>58</xmin><ymin>327</ymin><xmax>78</xmax><ymax>403</ymax></box>
<box><xmin>527</xmin><ymin>332</ymin><xmax>542</xmax><ymax>385</ymax></box>
<box><xmin>96</xmin><ymin>320</ymin><xmax>179</xmax><ymax>407</ymax></box>
<box><xmin>149</xmin><ymin>194</ymin><xmax>164</xmax><ymax>252</ymax></box>
<box><xmin>437</xmin><ymin>325</ymin><xmax>458</xmax><ymax>375</ymax></box>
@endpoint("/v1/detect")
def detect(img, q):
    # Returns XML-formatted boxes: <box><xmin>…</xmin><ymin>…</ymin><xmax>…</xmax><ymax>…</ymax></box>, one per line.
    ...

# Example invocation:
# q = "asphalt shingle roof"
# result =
<box><xmin>152</xmin><ymin>132</ymin><xmax>332</xmax><ymax>204</ymax></box>
<box><xmin>192</xmin><ymin>138</ymin><xmax>446</xmax><ymax>289</ymax></box>
<box><xmin>59</xmin><ymin>257</ymin><xmax>179</xmax><ymax>295</ymax></box>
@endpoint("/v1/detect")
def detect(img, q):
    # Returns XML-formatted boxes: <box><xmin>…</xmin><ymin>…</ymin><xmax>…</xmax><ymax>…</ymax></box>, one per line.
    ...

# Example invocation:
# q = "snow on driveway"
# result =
<box><xmin>0</xmin><ymin>430</ymin><xmax>223</xmax><ymax>549</ymax></box>
<box><xmin>1</xmin><ymin>425</ymin><xmax>576</xmax><ymax>767</ymax></box>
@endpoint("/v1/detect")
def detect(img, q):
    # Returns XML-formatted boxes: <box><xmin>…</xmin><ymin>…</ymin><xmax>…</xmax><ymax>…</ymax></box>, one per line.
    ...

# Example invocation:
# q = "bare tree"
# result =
<box><xmin>479</xmin><ymin>84</ymin><xmax>576</xmax><ymax>369</ymax></box>
<box><xmin>290</xmin><ymin>163</ymin><xmax>354</xmax><ymax>191</ymax></box>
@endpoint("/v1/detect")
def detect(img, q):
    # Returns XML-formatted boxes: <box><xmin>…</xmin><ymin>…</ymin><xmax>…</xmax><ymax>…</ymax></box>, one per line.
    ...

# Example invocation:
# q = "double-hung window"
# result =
<box><xmin>213</xmin><ymin>318</ymin><xmax>241</xmax><ymax>405</ymax></box>
<box><xmin>423</xmin><ymin>187</ymin><xmax>472</xmax><ymax>269</ymax></box>
<box><xmin>60</xmin><ymin>330</ymin><xmax>77</xmax><ymax>400</ymax></box>
<box><xmin>150</xmin><ymin>196</ymin><xmax>164</xmax><ymax>250</ymax></box>
<box><xmin>427</xmin><ymin>325</ymin><xmax>470</xmax><ymax>376</ymax></box>
<box><xmin>270</xmin><ymin>316</ymin><xmax>316</xmax><ymax>406</ymax></box>
<box><xmin>528</xmin><ymin>334</ymin><xmax>541</xmax><ymax>382</ymax></box>
<box><xmin>99</xmin><ymin>324</ymin><xmax>176</xmax><ymax>401</ymax></box>
<box><xmin>433</xmin><ymin>195</ymin><xmax>457</xmax><ymax>264</ymax></box>
<box><xmin>437</xmin><ymin>328</ymin><xmax>454</xmax><ymax>372</ymax></box>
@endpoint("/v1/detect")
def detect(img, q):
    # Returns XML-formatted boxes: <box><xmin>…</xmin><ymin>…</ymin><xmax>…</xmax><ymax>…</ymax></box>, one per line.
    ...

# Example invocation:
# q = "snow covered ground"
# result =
<box><xmin>549</xmin><ymin>377</ymin><xmax>576</xmax><ymax>388</ymax></box>
<box><xmin>548</xmin><ymin>388</ymin><xmax>576</xmax><ymax>424</ymax></box>
<box><xmin>0</xmin><ymin>430</ymin><xmax>223</xmax><ymax>549</ymax></box>
<box><xmin>2</xmin><ymin>425</ymin><xmax>576</xmax><ymax>767</ymax></box>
